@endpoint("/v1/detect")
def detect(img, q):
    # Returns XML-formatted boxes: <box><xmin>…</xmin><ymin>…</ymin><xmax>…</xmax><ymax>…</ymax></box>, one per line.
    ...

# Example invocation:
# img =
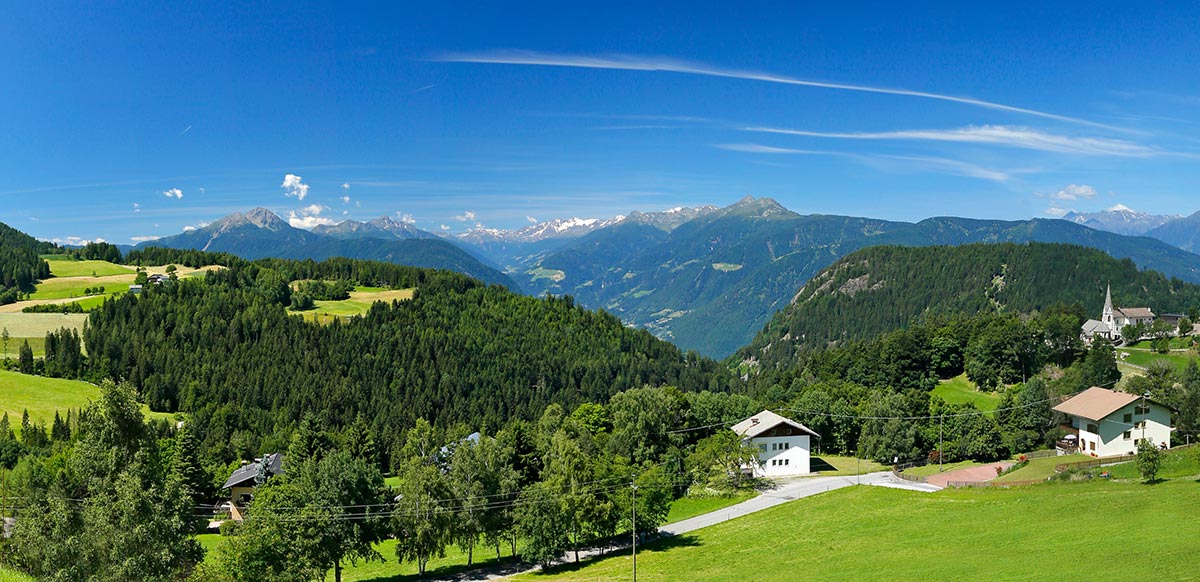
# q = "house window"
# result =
<box><xmin>1123</xmin><ymin>413</ymin><xmax>1132</xmax><ymax>423</ymax></box>
<box><xmin>759</xmin><ymin>444</ymin><xmax>767</xmax><ymax>452</ymax></box>
<box><xmin>1135</xmin><ymin>421</ymin><xmax>1146</xmax><ymax>429</ymax></box>
<box><xmin>1135</xmin><ymin>405</ymin><xmax>1150</xmax><ymax>415</ymax></box>
<box><xmin>1089</xmin><ymin>441</ymin><xmax>1095</xmax><ymax>451</ymax></box>
<box><xmin>1124</xmin><ymin>431</ymin><xmax>1131</xmax><ymax>440</ymax></box>
<box><xmin>1086</xmin><ymin>423</ymin><xmax>1099</xmax><ymax>434</ymax></box>
<box><xmin>784</xmin><ymin>442</ymin><xmax>790</xmax><ymax>450</ymax></box>
<box><xmin>784</xmin><ymin>459</ymin><xmax>789</xmax><ymax>466</ymax></box>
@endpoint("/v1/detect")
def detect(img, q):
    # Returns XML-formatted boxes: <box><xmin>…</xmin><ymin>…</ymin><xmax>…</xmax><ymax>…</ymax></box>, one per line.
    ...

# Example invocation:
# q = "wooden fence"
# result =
<box><xmin>946</xmin><ymin>478</ymin><xmax>1046</xmax><ymax>488</ymax></box>
<box><xmin>1054</xmin><ymin>454</ymin><xmax>1136</xmax><ymax>473</ymax></box>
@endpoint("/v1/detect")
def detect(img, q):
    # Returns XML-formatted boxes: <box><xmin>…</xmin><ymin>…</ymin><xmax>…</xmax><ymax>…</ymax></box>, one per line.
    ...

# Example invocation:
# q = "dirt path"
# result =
<box><xmin>924</xmin><ymin>461</ymin><xmax>1014</xmax><ymax>488</ymax></box>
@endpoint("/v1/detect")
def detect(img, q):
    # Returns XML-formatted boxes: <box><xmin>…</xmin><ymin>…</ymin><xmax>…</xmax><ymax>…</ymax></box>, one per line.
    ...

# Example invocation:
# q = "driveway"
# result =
<box><xmin>924</xmin><ymin>462</ymin><xmax>1014</xmax><ymax>488</ymax></box>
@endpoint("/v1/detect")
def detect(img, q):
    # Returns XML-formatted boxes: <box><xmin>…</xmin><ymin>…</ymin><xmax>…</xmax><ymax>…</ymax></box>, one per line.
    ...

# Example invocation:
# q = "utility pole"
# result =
<box><xmin>631</xmin><ymin>481</ymin><xmax>638</xmax><ymax>582</ymax></box>
<box><xmin>939</xmin><ymin>415</ymin><xmax>944</xmax><ymax>472</ymax></box>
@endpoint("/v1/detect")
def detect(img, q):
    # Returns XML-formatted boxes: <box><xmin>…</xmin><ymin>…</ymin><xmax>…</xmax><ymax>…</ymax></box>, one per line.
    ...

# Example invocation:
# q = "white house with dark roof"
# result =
<box><xmin>1053</xmin><ymin>387</ymin><xmax>1172</xmax><ymax>457</ymax></box>
<box><xmin>222</xmin><ymin>452</ymin><xmax>284</xmax><ymax>510</ymax></box>
<box><xmin>732</xmin><ymin>410</ymin><xmax>820</xmax><ymax>477</ymax></box>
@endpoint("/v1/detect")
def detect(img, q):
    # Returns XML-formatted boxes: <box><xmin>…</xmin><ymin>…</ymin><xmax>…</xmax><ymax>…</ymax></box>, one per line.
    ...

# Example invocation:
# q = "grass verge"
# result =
<box><xmin>511</xmin><ymin>480</ymin><xmax>1200</xmax><ymax>581</ymax></box>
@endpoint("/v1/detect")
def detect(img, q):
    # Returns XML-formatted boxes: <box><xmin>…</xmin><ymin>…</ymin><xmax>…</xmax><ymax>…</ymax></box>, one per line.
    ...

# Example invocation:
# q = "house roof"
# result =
<box><xmin>1052</xmin><ymin>387</ymin><xmax>1147</xmax><ymax>421</ymax></box>
<box><xmin>1114</xmin><ymin>307</ymin><xmax>1155</xmax><ymax>319</ymax></box>
<box><xmin>731</xmin><ymin>410</ymin><xmax>820</xmax><ymax>439</ymax></box>
<box><xmin>222</xmin><ymin>452</ymin><xmax>284</xmax><ymax>489</ymax></box>
<box><xmin>1081</xmin><ymin>319</ymin><xmax>1108</xmax><ymax>333</ymax></box>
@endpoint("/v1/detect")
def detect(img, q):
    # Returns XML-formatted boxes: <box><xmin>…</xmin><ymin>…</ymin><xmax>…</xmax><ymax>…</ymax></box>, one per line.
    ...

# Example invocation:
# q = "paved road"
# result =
<box><xmin>661</xmin><ymin>471</ymin><xmax>937</xmax><ymax>536</ymax></box>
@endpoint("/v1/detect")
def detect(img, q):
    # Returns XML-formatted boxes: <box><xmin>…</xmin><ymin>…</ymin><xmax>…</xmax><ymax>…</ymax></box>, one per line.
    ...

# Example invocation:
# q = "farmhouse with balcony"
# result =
<box><xmin>732</xmin><ymin>410</ymin><xmax>820</xmax><ymax>477</ymax></box>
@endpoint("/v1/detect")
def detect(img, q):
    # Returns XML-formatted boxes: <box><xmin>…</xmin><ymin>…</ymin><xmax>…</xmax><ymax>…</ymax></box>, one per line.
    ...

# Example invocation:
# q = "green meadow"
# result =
<box><xmin>298</xmin><ymin>288</ymin><xmax>415</xmax><ymax>323</ymax></box>
<box><xmin>512</xmin><ymin>480</ymin><xmax>1200</xmax><ymax>581</ymax></box>
<box><xmin>0</xmin><ymin>369</ymin><xmax>176</xmax><ymax>429</ymax></box>
<box><xmin>931</xmin><ymin>374</ymin><xmax>1001</xmax><ymax>411</ymax></box>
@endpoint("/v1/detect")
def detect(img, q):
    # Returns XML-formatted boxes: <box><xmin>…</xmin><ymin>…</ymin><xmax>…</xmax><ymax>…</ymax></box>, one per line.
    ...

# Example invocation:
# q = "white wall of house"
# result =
<box><xmin>748</xmin><ymin>434</ymin><xmax>811</xmax><ymax>477</ymax></box>
<box><xmin>1069</xmin><ymin>402</ymin><xmax>1172</xmax><ymax>457</ymax></box>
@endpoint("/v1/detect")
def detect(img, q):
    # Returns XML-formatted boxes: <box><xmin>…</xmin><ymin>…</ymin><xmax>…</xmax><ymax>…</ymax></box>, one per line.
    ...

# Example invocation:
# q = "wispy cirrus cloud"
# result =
<box><xmin>436</xmin><ymin>50</ymin><xmax>1119</xmax><ymax>130</ymax></box>
<box><xmin>715</xmin><ymin>142</ymin><xmax>1015</xmax><ymax>182</ymax></box>
<box><xmin>743</xmin><ymin>125</ymin><xmax>1157</xmax><ymax>156</ymax></box>
<box><xmin>162</xmin><ymin>188</ymin><xmax>183</xmax><ymax>199</ymax></box>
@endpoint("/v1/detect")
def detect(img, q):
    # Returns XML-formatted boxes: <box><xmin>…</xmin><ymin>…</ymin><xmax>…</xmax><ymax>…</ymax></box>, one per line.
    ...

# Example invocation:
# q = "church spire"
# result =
<box><xmin>1103</xmin><ymin>284</ymin><xmax>1114</xmax><ymax>332</ymax></box>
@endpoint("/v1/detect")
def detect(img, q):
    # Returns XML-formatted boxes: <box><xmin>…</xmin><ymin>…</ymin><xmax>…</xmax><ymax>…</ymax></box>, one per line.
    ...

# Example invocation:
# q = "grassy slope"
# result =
<box><xmin>1117</xmin><ymin>348</ymin><xmax>1196</xmax><ymax>373</ymax></box>
<box><xmin>0</xmin><ymin>566</ymin><xmax>36</xmax><ymax>582</ymax></box>
<box><xmin>298</xmin><ymin>288</ymin><xmax>415</xmax><ymax>323</ymax></box>
<box><xmin>1102</xmin><ymin>447</ymin><xmax>1199</xmax><ymax>480</ymax></box>
<box><xmin>0</xmin><ymin>369</ymin><xmax>175</xmax><ymax>427</ymax></box>
<box><xmin>513</xmin><ymin>480</ymin><xmax>1200</xmax><ymax>581</ymax></box>
<box><xmin>664</xmin><ymin>492</ymin><xmax>756</xmax><ymax>525</ymax></box>
<box><xmin>931</xmin><ymin>375</ymin><xmax>1001</xmax><ymax>411</ymax></box>
<box><xmin>41</xmin><ymin>256</ymin><xmax>135</xmax><ymax>277</ymax></box>
<box><xmin>809</xmin><ymin>455</ymin><xmax>886</xmax><ymax>475</ymax></box>
<box><xmin>991</xmin><ymin>454</ymin><xmax>1089</xmax><ymax>483</ymax></box>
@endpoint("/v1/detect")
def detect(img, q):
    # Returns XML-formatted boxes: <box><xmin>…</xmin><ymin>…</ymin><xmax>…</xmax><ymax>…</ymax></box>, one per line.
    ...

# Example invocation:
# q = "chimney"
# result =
<box><xmin>751</xmin><ymin>418</ymin><xmax>759</xmax><ymax>426</ymax></box>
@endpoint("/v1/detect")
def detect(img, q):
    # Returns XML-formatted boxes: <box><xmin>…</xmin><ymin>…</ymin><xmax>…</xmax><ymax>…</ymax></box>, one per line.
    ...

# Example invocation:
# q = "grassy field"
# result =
<box><xmin>903</xmin><ymin>459</ymin><xmax>988</xmax><ymax>478</ymax></box>
<box><xmin>931</xmin><ymin>375</ymin><xmax>1001</xmax><ymax>411</ymax></box>
<box><xmin>990</xmin><ymin>453</ymin><xmax>1088</xmax><ymax>483</ymax></box>
<box><xmin>0</xmin><ymin>369</ymin><xmax>175</xmax><ymax>428</ymax></box>
<box><xmin>0</xmin><ymin>566</ymin><xmax>36</xmax><ymax>582</ymax></box>
<box><xmin>809</xmin><ymin>455</ymin><xmax>886</xmax><ymax>475</ymax></box>
<box><xmin>42</xmin><ymin>255</ymin><xmax>136</xmax><ymax>277</ymax></box>
<box><xmin>1124</xmin><ymin>337</ymin><xmax>1195</xmax><ymax>350</ymax></box>
<box><xmin>664</xmin><ymin>492</ymin><xmax>755</xmax><ymax>525</ymax></box>
<box><xmin>297</xmin><ymin>288</ymin><xmax>415</xmax><ymax>323</ymax></box>
<box><xmin>1117</xmin><ymin>348</ymin><xmax>1195</xmax><ymax>373</ymax></box>
<box><xmin>511</xmin><ymin>480</ymin><xmax>1200</xmax><ymax>581</ymax></box>
<box><xmin>1102</xmin><ymin>447</ymin><xmax>1199</xmax><ymax>480</ymax></box>
<box><xmin>1</xmin><ymin>336</ymin><xmax>46</xmax><ymax>358</ymax></box>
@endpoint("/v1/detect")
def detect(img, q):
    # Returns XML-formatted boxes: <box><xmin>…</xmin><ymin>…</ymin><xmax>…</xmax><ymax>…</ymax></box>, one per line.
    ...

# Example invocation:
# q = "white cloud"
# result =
<box><xmin>287</xmin><ymin>204</ymin><xmax>334</xmax><ymax>229</ymax></box>
<box><xmin>877</xmin><ymin>154</ymin><xmax>1013</xmax><ymax>183</ymax></box>
<box><xmin>281</xmin><ymin>174</ymin><xmax>309</xmax><ymax>200</ymax></box>
<box><xmin>341</xmin><ymin>182</ymin><xmax>350</xmax><ymax>190</ymax></box>
<box><xmin>715</xmin><ymin>143</ymin><xmax>836</xmax><ymax>155</ymax></box>
<box><xmin>182</xmin><ymin>226</ymin><xmax>197</xmax><ymax>232</ymax></box>
<box><xmin>396</xmin><ymin>212</ymin><xmax>416</xmax><ymax>224</ymax></box>
<box><xmin>162</xmin><ymin>188</ymin><xmax>183</xmax><ymax>199</ymax></box>
<box><xmin>47</xmin><ymin>236</ymin><xmax>106</xmax><ymax>246</ymax></box>
<box><xmin>440</xmin><ymin>224</ymin><xmax>450</xmax><ymax>231</ymax></box>
<box><xmin>133</xmin><ymin>202</ymin><xmax>141</xmax><ymax>213</ymax></box>
<box><xmin>526</xmin><ymin>216</ymin><xmax>539</xmax><ymax>223</ymax></box>
<box><xmin>743</xmin><ymin>125</ymin><xmax>1155</xmax><ymax>156</ymax></box>
<box><xmin>437</xmin><ymin>50</ymin><xmax>1121</xmax><ymax>131</ymax></box>
<box><xmin>1046</xmin><ymin>184</ymin><xmax>1098</xmax><ymax>201</ymax></box>
<box><xmin>1044</xmin><ymin>206</ymin><xmax>1071</xmax><ymax>217</ymax></box>
<box><xmin>130</xmin><ymin>235</ymin><xmax>161</xmax><ymax>243</ymax></box>
<box><xmin>199</xmin><ymin>187</ymin><xmax>206</xmax><ymax>195</ymax></box>
<box><xmin>339</xmin><ymin>195</ymin><xmax>351</xmax><ymax>204</ymax></box>
<box><xmin>453</xmin><ymin>210</ymin><xmax>477</xmax><ymax>222</ymax></box>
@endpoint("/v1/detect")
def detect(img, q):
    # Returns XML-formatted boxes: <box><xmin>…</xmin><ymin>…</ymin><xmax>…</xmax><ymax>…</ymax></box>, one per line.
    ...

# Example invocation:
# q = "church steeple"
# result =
<box><xmin>1103</xmin><ymin>284</ymin><xmax>1114</xmax><ymax>332</ymax></box>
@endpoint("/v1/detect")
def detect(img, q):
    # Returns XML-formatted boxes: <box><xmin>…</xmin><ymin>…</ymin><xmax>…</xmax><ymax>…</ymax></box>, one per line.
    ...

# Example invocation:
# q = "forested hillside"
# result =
<box><xmin>0</xmin><ymin>222</ymin><xmax>55</xmax><ymax>304</ymax></box>
<box><xmin>80</xmin><ymin>255</ymin><xmax>734</xmax><ymax>461</ymax></box>
<box><xmin>742</xmin><ymin>243</ymin><xmax>1200</xmax><ymax>368</ymax></box>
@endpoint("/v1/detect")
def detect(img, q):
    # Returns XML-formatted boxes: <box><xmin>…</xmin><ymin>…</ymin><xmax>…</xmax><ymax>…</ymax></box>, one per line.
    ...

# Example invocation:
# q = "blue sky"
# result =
<box><xmin>2</xmin><ymin>1</ymin><xmax>1198</xmax><ymax>245</ymax></box>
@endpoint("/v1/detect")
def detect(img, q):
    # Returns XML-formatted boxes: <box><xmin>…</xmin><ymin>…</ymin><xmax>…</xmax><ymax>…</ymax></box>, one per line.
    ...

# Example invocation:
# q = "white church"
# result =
<box><xmin>1081</xmin><ymin>285</ymin><xmax>1155</xmax><ymax>343</ymax></box>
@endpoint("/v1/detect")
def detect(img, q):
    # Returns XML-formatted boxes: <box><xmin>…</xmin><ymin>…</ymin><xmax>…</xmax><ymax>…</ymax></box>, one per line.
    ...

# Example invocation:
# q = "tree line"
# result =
<box><xmin>0</xmin><ymin>222</ymin><xmax>55</xmax><ymax>305</ymax></box>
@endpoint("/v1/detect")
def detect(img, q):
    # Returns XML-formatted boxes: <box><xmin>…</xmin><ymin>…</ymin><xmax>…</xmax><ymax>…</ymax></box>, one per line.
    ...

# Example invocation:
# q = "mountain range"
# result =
<box><xmin>132</xmin><ymin>200</ymin><xmax>1200</xmax><ymax>358</ymax></box>
<box><xmin>1061</xmin><ymin>205</ymin><xmax>1181</xmax><ymax>236</ymax></box>
<box><xmin>138</xmin><ymin>208</ymin><xmax>518</xmax><ymax>288</ymax></box>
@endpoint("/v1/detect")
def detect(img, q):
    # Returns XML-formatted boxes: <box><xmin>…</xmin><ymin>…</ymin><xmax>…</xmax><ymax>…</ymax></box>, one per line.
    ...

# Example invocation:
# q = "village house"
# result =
<box><xmin>732</xmin><ymin>410</ymin><xmax>819</xmax><ymax>477</ymax></box>
<box><xmin>222</xmin><ymin>452</ymin><xmax>284</xmax><ymax>519</ymax></box>
<box><xmin>1053</xmin><ymin>387</ymin><xmax>1173</xmax><ymax>457</ymax></box>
